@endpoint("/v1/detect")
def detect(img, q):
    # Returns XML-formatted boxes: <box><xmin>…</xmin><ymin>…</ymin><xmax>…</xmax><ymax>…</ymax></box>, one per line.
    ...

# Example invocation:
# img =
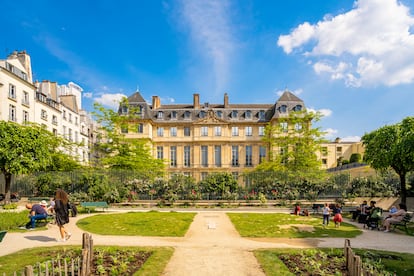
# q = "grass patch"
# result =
<box><xmin>77</xmin><ymin>211</ymin><xmax>196</xmax><ymax>236</ymax></box>
<box><xmin>0</xmin><ymin>246</ymin><xmax>172</xmax><ymax>276</ymax></box>
<box><xmin>255</xmin><ymin>248</ymin><xmax>414</xmax><ymax>276</ymax></box>
<box><xmin>227</xmin><ymin>213</ymin><xmax>361</xmax><ymax>238</ymax></box>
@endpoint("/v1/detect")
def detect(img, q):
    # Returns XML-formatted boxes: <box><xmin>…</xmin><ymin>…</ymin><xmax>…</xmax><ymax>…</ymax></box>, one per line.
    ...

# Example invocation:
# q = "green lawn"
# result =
<box><xmin>76</xmin><ymin>211</ymin><xmax>196</xmax><ymax>236</ymax></box>
<box><xmin>227</xmin><ymin>213</ymin><xmax>362</xmax><ymax>238</ymax></box>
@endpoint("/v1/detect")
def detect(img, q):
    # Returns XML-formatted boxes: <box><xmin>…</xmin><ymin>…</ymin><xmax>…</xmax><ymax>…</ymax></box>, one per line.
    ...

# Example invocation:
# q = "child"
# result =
<box><xmin>322</xmin><ymin>203</ymin><xmax>330</xmax><ymax>227</ymax></box>
<box><xmin>332</xmin><ymin>204</ymin><xmax>343</xmax><ymax>228</ymax></box>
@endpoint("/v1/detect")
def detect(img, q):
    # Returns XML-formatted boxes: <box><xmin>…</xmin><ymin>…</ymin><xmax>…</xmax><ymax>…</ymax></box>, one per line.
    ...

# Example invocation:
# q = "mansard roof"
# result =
<box><xmin>121</xmin><ymin>90</ymin><xmax>306</xmax><ymax>123</ymax></box>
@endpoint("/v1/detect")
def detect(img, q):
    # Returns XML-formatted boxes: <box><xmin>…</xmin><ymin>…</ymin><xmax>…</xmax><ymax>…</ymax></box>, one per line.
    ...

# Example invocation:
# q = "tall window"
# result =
<box><xmin>170</xmin><ymin>127</ymin><xmax>177</xmax><ymax>137</ymax></box>
<box><xmin>184</xmin><ymin>127</ymin><xmax>191</xmax><ymax>136</ymax></box>
<box><xmin>201</xmin><ymin>126</ymin><xmax>208</xmax><ymax>136</ymax></box>
<box><xmin>245</xmin><ymin>126</ymin><xmax>253</xmax><ymax>136</ymax></box>
<box><xmin>280</xmin><ymin>122</ymin><xmax>288</xmax><ymax>132</ymax></box>
<box><xmin>232</xmin><ymin>146</ymin><xmax>239</xmax><ymax>167</ymax></box>
<box><xmin>201</xmin><ymin>146</ymin><xmax>208</xmax><ymax>167</ymax></box>
<box><xmin>23</xmin><ymin>91</ymin><xmax>30</xmax><ymax>105</ymax></box>
<box><xmin>294</xmin><ymin>123</ymin><xmax>302</xmax><ymax>132</ymax></box>
<box><xmin>259</xmin><ymin>126</ymin><xmax>265</xmax><ymax>136</ymax></box>
<box><xmin>41</xmin><ymin>109</ymin><xmax>47</xmax><ymax>120</ymax></box>
<box><xmin>9</xmin><ymin>105</ymin><xmax>16</xmax><ymax>121</ymax></box>
<box><xmin>170</xmin><ymin>146</ymin><xmax>177</xmax><ymax>167</ymax></box>
<box><xmin>52</xmin><ymin>115</ymin><xmax>58</xmax><ymax>125</ymax></box>
<box><xmin>23</xmin><ymin>110</ymin><xmax>29</xmax><ymax>123</ymax></box>
<box><xmin>157</xmin><ymin>127</ymin><xmax>164</xmax><ymax>137</ymax></box>
<box><xmin>214</xmin><ymin>146</ymin><xmax>222</xmax><ymax>167</ymax></box>
<box><xmin>245</xmin><ymin>145</ymin><xmax>253</xmax><ymax>166</ymax></box>
<box><xmin>259</xmin><ymin>146</ymin><xmax>266</xmax><ymax>163</ymax></box>
<box><xmin>8</xmin><ymin>84</ymin><xmax>16</xmax><ymax>99</ymax></box>
<box><xmin>232</xmin><ymin>126</ymin><xmax>239</xmax><ymax>136</ymax></box>
<box><xmin>214</xmin><ymin>126</ymin><xmax>222</xmax><ymax>136</ymax></box>
<box><xmin>157</xmin><ymin>146</ymin><xmax>164</xmax><ymax>159</ymax></box>
<box><xmin>68</xmin><ymin>128</ymin><xmax>73</xmax><ymax>141</ymax></box>
<box><xmin>184</xmin><ymin>146</ymin><xmax>191</xmax><ymax>167</ymax></box>
<box><xmin>137</xmin><ymin>123</ymin><xmax>143</xmax><ymax>133</ymax></box>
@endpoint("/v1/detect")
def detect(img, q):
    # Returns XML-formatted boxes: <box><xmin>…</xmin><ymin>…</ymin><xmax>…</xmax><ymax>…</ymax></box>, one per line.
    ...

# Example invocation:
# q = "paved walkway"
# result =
<box><xmin>1</xmin><ymin>209</ymin><xmax>413</xmax><ymax>275</ymax></box>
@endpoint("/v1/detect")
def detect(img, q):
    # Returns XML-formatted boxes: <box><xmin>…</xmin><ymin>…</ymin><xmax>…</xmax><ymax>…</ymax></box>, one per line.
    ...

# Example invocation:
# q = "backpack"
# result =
<box><xmin>68</xmin><ymin>202</ymin><xmax>78</xmax><ymax>217</ymax></box>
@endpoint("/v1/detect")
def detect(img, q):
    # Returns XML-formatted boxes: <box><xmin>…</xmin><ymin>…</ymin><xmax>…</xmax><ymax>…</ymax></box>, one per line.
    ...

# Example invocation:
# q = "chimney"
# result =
<box><xmin>224</xmin><ymin>93</ymin><xmax>229</xmax><ymax>108</ymax></box>
<box><xmin>152</xmin><ymin>96</ymin><xmax>160</xmax><ymax>110</ymax></box>
<box><xmin>17</xmin><ymin>51</ymin><xmax>33</xmax><ymax>83</ymax></box>
<box><xmin>193</xmin><ymin>93</ymin><xmax>200</xmax><ymax>109</ymax></box>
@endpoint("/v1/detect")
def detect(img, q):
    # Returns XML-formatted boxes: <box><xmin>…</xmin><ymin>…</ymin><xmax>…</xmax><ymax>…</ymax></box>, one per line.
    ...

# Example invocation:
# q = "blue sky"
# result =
<box><xmin>1</xmin><ymin>0</ymin><xmax>414</xmax><ymax>142</ymax></box>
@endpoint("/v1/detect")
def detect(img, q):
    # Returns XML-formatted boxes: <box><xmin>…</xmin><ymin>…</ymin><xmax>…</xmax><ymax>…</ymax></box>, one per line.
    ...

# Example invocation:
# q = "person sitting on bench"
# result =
<box><xmin>24</xmin><ymin>202</ymin><xmax>48</xmax><ymax>229</ymax></box>
<box><xmin>383</xmin><ymin>203</ymin><xmax>407</xmax><ymax>232</ymax></box>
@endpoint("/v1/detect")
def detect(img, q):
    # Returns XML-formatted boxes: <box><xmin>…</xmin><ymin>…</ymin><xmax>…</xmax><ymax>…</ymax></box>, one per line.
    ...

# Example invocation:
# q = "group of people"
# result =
<box><xmin>23</xmin><ymin>189</ymin><xmax>72</xmax><ymax>242</ymax></box>
<box><xmin>322</xmin><ymin>203</ymin><xmax>343</xmax><ymax>228</ymax></box>
<box><xmin>352</xmin><ymin>200</ymin><xmax>408</xmax><ymax>232</ymax></box>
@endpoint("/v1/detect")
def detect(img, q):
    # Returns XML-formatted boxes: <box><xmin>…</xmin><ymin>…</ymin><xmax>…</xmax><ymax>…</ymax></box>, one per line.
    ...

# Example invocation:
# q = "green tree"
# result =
<box><xmin>349</xmin><ymin>153</ymin><xmax>362</xmax><ymax>163</ymax></box>
<box><xmin>0</xmin><ymin>121</ymin><xmax>61</xmax><ymax>202</ymax></box>
<box><xmin>257</xmin><ymin>111</ymin><xmax>327</xmax><ymax>184</ymax></box>
<box><xmin>92</xmin><ymin>100</ymin><xmax>165</xmax><ymax>179</ymax></box>
<box><xmin>362</xmin><ymin>116</ymin><xmax>414</xmax><ymax>204</ymax></box>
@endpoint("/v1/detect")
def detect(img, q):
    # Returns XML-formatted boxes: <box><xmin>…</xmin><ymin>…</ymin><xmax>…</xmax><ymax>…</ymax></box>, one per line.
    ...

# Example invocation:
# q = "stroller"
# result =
<box><xmin>363</xmin><ymin>207</ymin><xmax>383</xmax><ymax>230</ymax></box>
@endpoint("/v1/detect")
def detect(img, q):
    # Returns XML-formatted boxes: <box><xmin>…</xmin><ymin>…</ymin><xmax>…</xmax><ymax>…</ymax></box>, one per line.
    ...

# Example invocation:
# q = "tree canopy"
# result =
<box><xmin>0</xmin><ymin>121</ymin><xmax>62</xmax><ymax>201</ymax></box>
<box><xmin>92</xmin><ymin>100</ymin><xmax>165</xmax><ymax>179</ymax></box>
<box><xmin>255</xmin><ymin>110</ymin><xmax>327</xmax><ymax>184</ymax></box>
<box><xmin>362</xmin><ymin>116</ymin><xmax>414</xmax><ymax>204</ymax></box>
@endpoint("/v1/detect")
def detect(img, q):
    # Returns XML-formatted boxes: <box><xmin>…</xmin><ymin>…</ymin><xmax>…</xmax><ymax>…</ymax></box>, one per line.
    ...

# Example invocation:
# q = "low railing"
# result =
<box><xmin>344</xmin><ymin>239</ymin><xmax>376</xmax><ymax>276</ymax></box>
<box><xmin>5</xmin><ymin>233</ymin><xmax>93</xmax><ymax>276</ymax></box>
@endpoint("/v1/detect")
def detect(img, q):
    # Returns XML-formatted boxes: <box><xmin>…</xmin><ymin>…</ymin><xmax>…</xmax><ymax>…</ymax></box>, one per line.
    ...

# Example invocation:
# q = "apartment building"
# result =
<box><xmin>0</xmin><ymin>51</ymin><xmax>91</xmax><ymax>165</ymax></box>
<box><xmin>319</xmin><ymin>138</ymin><xmax>365</xmax><ymax>169</ymax></box>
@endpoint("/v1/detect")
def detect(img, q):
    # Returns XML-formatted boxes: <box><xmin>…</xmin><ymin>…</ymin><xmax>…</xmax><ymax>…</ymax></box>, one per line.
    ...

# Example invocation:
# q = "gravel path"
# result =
<box><xmin>1</xmin><ymin>209</ymin><xmax>414</xmax><ymax>275</ymax></box>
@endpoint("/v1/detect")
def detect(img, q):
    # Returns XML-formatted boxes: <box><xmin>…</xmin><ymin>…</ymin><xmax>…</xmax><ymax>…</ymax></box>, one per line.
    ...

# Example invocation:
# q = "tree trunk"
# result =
<box><xmin>399</xmin><ymin>173</ymin><xmax>407</xmax><ymax>205</ymax></box>
<box><xmin>4</xmin><ymin>172</ymin><xmax>12</xmax><ymax>203</ymax></box>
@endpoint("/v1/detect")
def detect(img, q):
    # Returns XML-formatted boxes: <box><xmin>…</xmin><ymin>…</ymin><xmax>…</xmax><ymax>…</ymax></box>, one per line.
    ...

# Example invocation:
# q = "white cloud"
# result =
<box><xmin>94</xmin><ymin>93</ymin><xmax>127</xmax><ymax>109</ymax></box>
<box><xmin>178</xmin><ymin>0</ymin><xmax>236</xmax><ymax>94</ymax></box>
<box><xmin>307</xmin><ymin>107</ymin><xmax>333</xmax><ymax>118</ymax></box>
<box><xmin>278</xmin><ymin>0</ymin><xmax>414</xmax><ymax>87</ymax></box>
<box><xmin>323</xmin><ymin>128</ymin><xmax>338</xmax><ymax>138</ymax></box>
<box><xmin>83</xmin><ymin>92</ymin><xmax>93</xmax><ymax>98</ymax></box>
<box><xmin>341</xmin><ymin>136</ymin><xmax>361</xmax><ymax>142</ymax></box>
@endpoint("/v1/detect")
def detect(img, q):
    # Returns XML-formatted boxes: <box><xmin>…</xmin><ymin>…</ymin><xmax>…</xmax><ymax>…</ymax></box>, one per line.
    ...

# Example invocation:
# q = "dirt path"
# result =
<box><xmin>162</xmin><ymin>212</ymin><xmax>265</xmax><ymax>276</ymax></box>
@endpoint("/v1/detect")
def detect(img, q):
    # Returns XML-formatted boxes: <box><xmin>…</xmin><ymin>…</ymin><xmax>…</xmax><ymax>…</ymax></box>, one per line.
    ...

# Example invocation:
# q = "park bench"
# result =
<box><xmin>312</xmin><ymin>203</ymin><xmax>324</xmax><ymax>214</ymax></box>
<box><xmin>80</xmin><ymin>201</ymin><xmax>109</xmax><ymax>213</ymax></box>
<box><xmin>0</xmin><ymin>230</ymin><xmax>7</xmax><ymax>242</ymax></box>
<box><xmin>392</xmin><ymin>213</ymin><xmax>413</xmax><ymax>234</ymax></box>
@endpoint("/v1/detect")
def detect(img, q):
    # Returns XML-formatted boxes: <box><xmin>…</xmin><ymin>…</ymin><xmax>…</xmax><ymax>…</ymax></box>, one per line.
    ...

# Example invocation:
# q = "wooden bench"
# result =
<box><xmin>80</xmin><ymin>201</ymin><xmax>109</xmax><ymax>213</ymax></box>
<box><xmin>0</xmin><ymin>230</ymin><xmax>7</xmax><ymax>242</ymax></box>
<box><xmin>392</xmin><ymin>213</ymin><xmax>413</xmax><ymax>233</ymax></box>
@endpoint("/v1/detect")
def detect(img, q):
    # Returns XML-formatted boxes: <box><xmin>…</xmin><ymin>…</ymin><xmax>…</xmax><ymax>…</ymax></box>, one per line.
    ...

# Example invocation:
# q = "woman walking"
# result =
<box><xmin>54</xmin><ymin>189</ymin><xmax>72</xmax><ymax>242</ymax></box>
<box><xmin>322</xmin><ymin>203</ymin><xmax>331</xmax><ymax>227</ymax></box>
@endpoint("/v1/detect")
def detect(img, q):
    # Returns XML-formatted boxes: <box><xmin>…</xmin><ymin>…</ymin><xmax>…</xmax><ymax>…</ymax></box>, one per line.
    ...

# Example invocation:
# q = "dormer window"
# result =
<box><xmin>216</xmin><ymin>110</ymin><xmax>222</xmax><ymax>118</ymax></box>
<box><xmin>121</xmin><ymin>105</ymin><xmax>128</xmax><ymax>114</ymax></box>
<box><xmin>279</xmin><ymin>105</ymin><xmax>287</xmax><ymax>113</ymax></box>
<box><xmin>171</xmin><ymin>111</ymin><xmax>177</xmax><ymax>119</ymax></box>
<box><xmin>157</xmin><ymin>111</ymin><xmax>164</xmax><ymax>119</ymax></box>
<box><xmin>245</xmin><ymin>110</ymin><xmax>252</xmax><ymax>119</ymax></box>
<box><xmin>259</xmin><ymin>110</ymin><xmax>265</xmax><ymax>120</ymax></box>
<box><xmin>293</xmin><ymin>105</ymin><xmax>302</xmax><ymax>111</ymax></box>
<box><xmin>199</xmin><ymin>111</ymin><xmax>206</xmax><ymax>118</ymax></box>
<box><xmin>184</xmin><ymin>111</ymin><xmax>191</xmax><ymax>119</ymax></box>
<box><xmin>231</xmin><ymin>110</ymin><xmax>238</xmax><ymax>118</ymax></box>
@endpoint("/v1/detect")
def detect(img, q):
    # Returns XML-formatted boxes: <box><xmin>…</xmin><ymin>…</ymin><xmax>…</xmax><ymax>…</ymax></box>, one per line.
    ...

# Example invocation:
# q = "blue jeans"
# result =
<box><xmin>323</xmin><ymin>214</ymin><xmax>330</xmax><ymax>225</ymax></box>
<box><xmin>27</xmin><ymin>214</ymin><xmax>48</xmax><ymax>228</ymax></box>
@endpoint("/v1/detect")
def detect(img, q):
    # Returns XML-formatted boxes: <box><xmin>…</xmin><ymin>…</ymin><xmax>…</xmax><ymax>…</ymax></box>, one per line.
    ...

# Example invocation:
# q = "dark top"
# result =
<box><xmin>54</xmin><ymin>199</ymin><xmax>69</xmax><ymax>226</ymax></box>
<box><xmin>31</xmin><ymin>204</ymin><xmax>47</xmax><ymax>215</ymax></box>
<box><xmin>332</xmin><ymin>206</ymin><xmax>342</xmax><ymax>215</ymax></box>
